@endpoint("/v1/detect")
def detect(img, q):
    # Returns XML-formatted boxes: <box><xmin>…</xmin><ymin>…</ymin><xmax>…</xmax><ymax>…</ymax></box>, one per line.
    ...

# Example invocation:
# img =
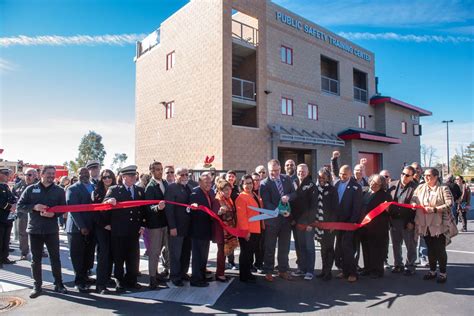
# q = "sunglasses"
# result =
<box><xmin>401</xmin><ymin>172</ymin><xmax>413</xmax><ymax>177</ymax></box>
<box><xmin>26</xmin><ymin>174</ymin><xmax>34</xmax><ymax>177</ymax></box>
<box><xmin>383</xmin><ymin>175</ymin><xmax>390</xmax><ymax>178</ymax></box>
<box><xmin>102</xmin><ymin>176</ymin><xmax>112</xmax><ymax>180</ymax></box>
<box><xmin>166</xmin><ymin>171</ymin><xmax>175</xmax><ymax>174</ymax></box>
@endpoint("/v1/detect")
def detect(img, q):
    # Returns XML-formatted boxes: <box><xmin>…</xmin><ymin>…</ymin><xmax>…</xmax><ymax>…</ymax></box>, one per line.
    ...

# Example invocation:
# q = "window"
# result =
<box><xmin>353</xmin><ymin>69</ymin><xmax>368</xmax><ymax>102</ymax></box>
<box><xmin>280</xmin><ymin>45</ymin><xmax>293</xmax><ymax>65</ymax></box>
<box><xmin>321</xmin><ymin>56</ymin><xmax>339</xmax><ymax>95</ymax></box>
<box><xmin>281</xmin><ymin>97</ymin><xmax>293</xmax><ymax>116</ymax></box>
<box><xmin>358</xmin><ymin>115</ymin><xmax>366</xmax><ymax>129</ymax></box>
<box><xmin>401</xmin><ymin>121</ymin><xmax>407</xmax><ymax>134</ymax></box>
<box><xmin>166</xmin><ymin>51</ymin><xmax>175</xmax><ymax>70</ymax></box>
<box><xmin>413</xmin><ymin>124</ymin><xmax>422</xmax><ymax>136</ymax></box>
<box><xmin>308</xmin><ymin>103</ymin><xmax>318</xmax><ymax>120</ymax></box>
<box><xmin>165</xmin><ymin>101</ymin><xmax>174</xmax><ymax>119</ymax></box>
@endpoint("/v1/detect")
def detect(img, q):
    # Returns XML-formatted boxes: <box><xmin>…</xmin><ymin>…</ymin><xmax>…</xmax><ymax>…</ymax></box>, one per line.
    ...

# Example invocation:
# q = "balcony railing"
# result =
<box><xmin>354</xmin><ymin>87</ymin><xmax>368</xmax><ymax>103</ymax></box>
<box><xmin>321</xmin><ymin>76</ymin><xmax>339</xmax><ymax>95</ymax></box>
<box><xmin>232</xmin><ymin>77</ymin><xmax>256</xmax><ymax>101</ymax></box>
<box><xmin>232</xmin><ymin>20</ymin><xmax>258</xmax><ymax>46</ymax></box>
<box><xmin>136</xmin><ymin>28</ymin><xmax>160</xmax><ymax>59</ymax></box>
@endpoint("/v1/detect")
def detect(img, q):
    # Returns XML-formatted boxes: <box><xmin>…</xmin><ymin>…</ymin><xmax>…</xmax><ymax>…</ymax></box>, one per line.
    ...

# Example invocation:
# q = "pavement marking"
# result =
<box><xmin>124</xmin><ymin>278</ymin><xmax>234</xmax><ymax>306</ymax></box>
<box><xmin>446</xmin><ymin>249</ymin><xmax>474</xmax><ymax>255</ymax></box>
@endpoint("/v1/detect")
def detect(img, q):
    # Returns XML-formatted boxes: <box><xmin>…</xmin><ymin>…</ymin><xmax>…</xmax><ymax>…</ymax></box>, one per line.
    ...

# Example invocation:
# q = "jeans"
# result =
<box><xmin>390</xmin><ymin>219</ymin><xmax>417</xmax><ymax>271</ymax></box>
<box><xmin>295</xmin><ymin>227</ymin><xmax>315</xmax><ymax>274</ymax></box>
<box><xmin>418</xmin><ymin>236</ymin><xmax>428</xmax><ymax>262</ymax></box>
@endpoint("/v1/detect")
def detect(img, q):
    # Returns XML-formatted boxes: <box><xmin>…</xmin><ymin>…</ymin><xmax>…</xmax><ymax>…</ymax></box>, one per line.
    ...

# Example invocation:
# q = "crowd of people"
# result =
<box><xmin>0</xmin><ymin>153</ymin><xmax>471</xmax><ymax>300</ymax></box>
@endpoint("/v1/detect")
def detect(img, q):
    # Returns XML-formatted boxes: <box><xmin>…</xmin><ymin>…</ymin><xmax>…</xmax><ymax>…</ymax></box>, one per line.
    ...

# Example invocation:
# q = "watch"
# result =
<box><xmin>433</xmin><ymin>207</ymin><xmax>437</xmax><ymax>213</ymax></box>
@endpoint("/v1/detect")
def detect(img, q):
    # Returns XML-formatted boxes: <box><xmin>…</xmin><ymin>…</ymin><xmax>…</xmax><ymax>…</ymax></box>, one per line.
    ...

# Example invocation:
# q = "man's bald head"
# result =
<box><xmin>339</xmin><ymin>165</ymin><xmax>352</xmax><ymax>182</ymax></box>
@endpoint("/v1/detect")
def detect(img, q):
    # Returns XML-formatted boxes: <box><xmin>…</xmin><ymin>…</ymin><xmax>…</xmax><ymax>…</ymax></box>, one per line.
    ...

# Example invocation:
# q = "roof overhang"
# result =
<box><xmin>370</xmin><ymin>96</ymin><xmax>432</xmax><ymax>117</ymax></box>
<box><xmin>338</xmin><ymin>129</ymin><xmax>401</xmax><ymax>144</ymax></box>
<box><xmin>269</xmin><ymin>125</ymin><xmax>345</xmax><ymax>147</ymax></box>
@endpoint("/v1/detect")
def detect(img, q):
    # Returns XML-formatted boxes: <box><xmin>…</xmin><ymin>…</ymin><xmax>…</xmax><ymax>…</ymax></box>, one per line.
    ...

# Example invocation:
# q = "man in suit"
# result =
<box><xmin>103</xmin><ymin>165</ymin><xmax>145</xmax><ymax>292</ymax></box>
<box><xmin>260</xmin><ymin>159</ymin><xmax>297</xmax><ymax>282</ymax></box>
<box><xmin>164</xmin><ymin>167</ymin><xmax>192</xmax><ymax>287</ymax></box>
<box><xmin>388</xmin><ymin>165</ymin><xmax>418</xmax><ymax>275</ymax></box>
<box><xmin>334</xmin><ymin>165</ymin><xmax>362</xmax><ymax>283</ymax></box>
<box><xmin>66</xmin><ymin>167</ymin><xmax>96</xmax><ymax>292</ymax></box>
<box><xmin>189</xmin><ymin>172</ymin><xmax>215</xmax><ymax>287</ymax></box>
<box><xmin>144</xmin><ymin>161</ymin><xmax>167</xmax><ymax>289</ymax></box>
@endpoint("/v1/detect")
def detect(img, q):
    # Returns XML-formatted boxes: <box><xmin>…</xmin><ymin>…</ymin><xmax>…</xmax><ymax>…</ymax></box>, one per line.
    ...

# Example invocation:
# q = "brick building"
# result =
<box><xmin>134</xmin><ymin>0</ymin><xmax>431</xmax><ymax>177</ymax></box>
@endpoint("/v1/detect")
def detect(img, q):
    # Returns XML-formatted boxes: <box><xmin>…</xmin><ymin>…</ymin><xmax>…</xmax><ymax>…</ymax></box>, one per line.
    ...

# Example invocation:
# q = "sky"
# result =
<box><xmin>0</xmin><ymin>0</ymin><xmax>473</xmax><ymax>169</ymax></box>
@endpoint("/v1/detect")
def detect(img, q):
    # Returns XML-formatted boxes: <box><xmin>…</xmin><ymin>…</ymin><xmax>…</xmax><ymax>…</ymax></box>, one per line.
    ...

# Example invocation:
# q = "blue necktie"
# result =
<box><xmin>128</xmin><ymin>186</ymin><xmax>134</xmax><ymax>200</ymax></box>
<box><xmin>275</xmin><ymin>178</ymin><xmax>284</xmax><ymax>197</ymax></box>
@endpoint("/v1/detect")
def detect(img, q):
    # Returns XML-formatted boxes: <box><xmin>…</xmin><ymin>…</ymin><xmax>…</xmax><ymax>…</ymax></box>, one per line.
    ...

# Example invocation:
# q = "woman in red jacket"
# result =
<box><xmin>235</xmin><ymin>174</ymin><xmax>263</xmax><ymax>282</ymax></box>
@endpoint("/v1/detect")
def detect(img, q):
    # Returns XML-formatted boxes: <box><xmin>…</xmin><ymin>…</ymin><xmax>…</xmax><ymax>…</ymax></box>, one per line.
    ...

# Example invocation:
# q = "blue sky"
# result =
<box><xmin>1</xmin><ymin>0</ymin><xmax>473</xmax><ymax>168</ymax></box>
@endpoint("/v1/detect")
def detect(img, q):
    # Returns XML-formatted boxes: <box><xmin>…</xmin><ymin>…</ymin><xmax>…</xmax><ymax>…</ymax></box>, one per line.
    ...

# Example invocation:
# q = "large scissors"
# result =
<box><xmin>248</xmin><ymin>206</ymin><xmax>279</xmax><ymax>222</ymax></box>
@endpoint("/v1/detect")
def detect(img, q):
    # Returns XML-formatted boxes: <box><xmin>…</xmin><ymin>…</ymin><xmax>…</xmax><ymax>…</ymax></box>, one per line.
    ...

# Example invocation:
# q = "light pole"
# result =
<box><xmin>442</xmin><ymin>120</ymin><xmax>453</xmax><ymax>174</ymax></box>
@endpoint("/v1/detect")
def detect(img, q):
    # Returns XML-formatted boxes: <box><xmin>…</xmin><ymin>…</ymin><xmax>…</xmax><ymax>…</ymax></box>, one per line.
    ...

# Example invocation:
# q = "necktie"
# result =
<box><xmin>275</xmin><ymin>178</ymin><xmax>284</xmax><ymax>197</ymax></box>
<box><xmin>128</xmin><ymin>186</ymin><xmax>134</xmax><ymax>200</ymax></box>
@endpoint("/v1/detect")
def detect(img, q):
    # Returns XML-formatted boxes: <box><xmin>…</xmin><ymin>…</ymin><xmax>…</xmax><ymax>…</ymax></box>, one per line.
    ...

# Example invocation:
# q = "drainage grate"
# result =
<box><xmin>0</xmin><ymin>296</ymin><xmax>25</xmax><ymax>313</ymax></box>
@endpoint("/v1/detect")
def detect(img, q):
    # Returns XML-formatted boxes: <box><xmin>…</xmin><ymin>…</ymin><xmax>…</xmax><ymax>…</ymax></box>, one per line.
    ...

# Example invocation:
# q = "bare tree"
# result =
<box><xmin>421</xmin><ymin>145</ymin><xmax>438</xmax><ymax>167</ymax></box>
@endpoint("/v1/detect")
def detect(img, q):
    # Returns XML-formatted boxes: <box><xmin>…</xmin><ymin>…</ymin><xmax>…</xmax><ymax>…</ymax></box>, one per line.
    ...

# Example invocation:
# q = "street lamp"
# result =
<box><xmin>442</xmin><ymin>120</ymin><xmax>453</xmax><ymax>174</ymax></box>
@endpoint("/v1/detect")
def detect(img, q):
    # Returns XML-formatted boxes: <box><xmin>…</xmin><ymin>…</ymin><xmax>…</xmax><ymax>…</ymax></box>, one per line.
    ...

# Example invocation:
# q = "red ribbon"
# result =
<box><xmin>297</xmin><ymin>202</ymin><xmax>426</xmax><ymax>231</ymax></box>
<box><xmin>47</xmin><ymin>200</ymin><xmax>249</xmax><ymax>238</ymax></box>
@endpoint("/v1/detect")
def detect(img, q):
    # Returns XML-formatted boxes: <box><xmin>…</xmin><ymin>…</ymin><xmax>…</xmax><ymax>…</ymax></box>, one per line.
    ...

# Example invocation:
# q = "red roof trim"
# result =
<box><xmin>370</xmin><ymin>97</ymin><xmax>432</xmax><ymax>116</ymax></box>
<box><xmin>339</xmin><ymin>132</ymin><xmax>401</xmax><ymax>144</ymax></box>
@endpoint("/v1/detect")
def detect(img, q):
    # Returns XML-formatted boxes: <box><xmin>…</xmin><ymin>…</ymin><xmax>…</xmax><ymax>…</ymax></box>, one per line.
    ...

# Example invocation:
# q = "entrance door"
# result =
<box><xmin>358</xmin><ymin>152</ymin><xmax>382</xmax><ymax>176</ymax></box>
<box><xmin>278</xmin><ymin>147</ymin><xmax>314</xmax><ymax>176</ymax></box>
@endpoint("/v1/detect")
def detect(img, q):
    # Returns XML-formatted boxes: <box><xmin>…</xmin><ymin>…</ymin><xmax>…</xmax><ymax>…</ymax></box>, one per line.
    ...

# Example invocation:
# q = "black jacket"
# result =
<box><xmin>361</xmin><ymin>189</ymin><xmax>392</xmax><ymax>234</ymax></box>
<box><xmin>320</xmin><ymin>184</ymin><xmax>339</xmax><ymax>222</ymax></box>
<box><xmin>388</xmin><ymin>180</ymin><xmax>417</xmax><ymax>226</ymax></box>
<box><xmin>445</xmin><ymin>182</ymin><xmax>462</xmax><ymax>201</ymax></box>
<box><xmin>164</xmin><ymin>182</ymin><xmax>192</xmax><ymax>236</ymax></box>
<box><xmin>334</xmin><ymin>178</ymin><xmax>363</xmax><ymax>223</ymax></box>
<box><xmin>17</xmin><ymin>182</ymin><xmax>66</xmax><ymax>234</ymax></box>
<box><xmin>0</xmin><ymin>183</ymin><xmax>17</xmax><ymax>225</ymax></box>
<box><xmin>144</xmin><ymin>178</ymin><xmax>168</xmax><ymax>229</ymax></box>
<box><xmin>104</xmin><ymin>184</ymin><xmax>145</xmax><ymax>237</ymax></box>
<box><xmin>290</xmin><ymin>177</ymin><xmax>318</xmax><ymax>224</ymax></box>
<box><xmin>189</xmin><ymin>186</ymin><xmax>214</xmax><ymax>240</ymax></box>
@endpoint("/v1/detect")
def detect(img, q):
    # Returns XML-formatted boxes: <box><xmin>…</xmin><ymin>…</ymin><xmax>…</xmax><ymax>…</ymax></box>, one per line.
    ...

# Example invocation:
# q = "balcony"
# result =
<box><xmin>232</xmin><ymin>77</ymin><xmax>256</xmax><ymax>108</ymax></box>
<box><xmin>232</xmin><ymin>19</ymin><xmax>258</xmax><ymax>47</ymax></box>
<box><xmin>354</xmin><ymin>87</ymin><xmax>368</xmax><ymax>103</ymax></box>
<box><xmin>321</xmin><ymin>76</ymin><xmax>339</xmax><ymax>95</ymax></box>
<box><xmin>135</xmin><ymin>28</ymin><xmax>160</xmax><ymax>60</ymax></box>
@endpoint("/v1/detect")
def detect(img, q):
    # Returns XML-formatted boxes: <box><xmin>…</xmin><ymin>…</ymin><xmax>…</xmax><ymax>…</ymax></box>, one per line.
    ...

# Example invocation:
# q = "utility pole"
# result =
<box><xmin>442</xmin><ymin>120</ymin><xmax>453</xmax><ymax>174</ymax></box>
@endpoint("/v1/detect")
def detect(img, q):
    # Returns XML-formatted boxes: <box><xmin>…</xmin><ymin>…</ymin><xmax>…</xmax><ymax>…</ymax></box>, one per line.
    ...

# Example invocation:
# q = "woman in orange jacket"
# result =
<box><xmin>235</xmin><ymin>174</ymin><xmax>262</xmax><ymax>282</ymax></box>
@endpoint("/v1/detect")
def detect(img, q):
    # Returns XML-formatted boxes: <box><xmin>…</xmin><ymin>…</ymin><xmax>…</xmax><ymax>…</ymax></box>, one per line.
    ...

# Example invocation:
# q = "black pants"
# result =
<box><xmin>335</xmin><ymin>231</ymin><xmax>357</xmax><ymax>277</ymax></box>
<box><xmin>169</xmin><ymin>235</ymin><xmax>192</xmax><ymax>282</ymax></box>
<box><xmin>424</xmin><ymin>235</ymin><xmax>447</xmax><ymax>273</ymax></box>
<box><xmin>253</xmin><ymin>228</ymin><xmax>265</xmax><ymax>268</ymax></box>
<box><xmin>68</xmin><ymin>232</ymin><xmax>95</xmax><ymax>285</ymax></box>
<box><xmin>360</xmin><ymin>229</ymin><xmax>389</xmax><ymax>276</ymax></box>
<box><xmin>459</xmin><ymin>210</ymin><xmax>468</xmax><ymax>230</ymax></box>
<box><xmin>111</xmin><ymin>234</ymin><xmax>140</xmax><ymax>286</ymax></box>
<box><xmin>95</xmin><ymin>226</ymin><xmax>112</xmax><ymax>287</ymax></box>
<box><xmin>30</xmin><ymin>233</ymin><xmax>62</xmax><ymax>287</ymax></box>
<box><xmin>191</xmin><ymin>239</ymin><xmax>210</xmax><ymax>283</ymax></box>
<box><xmin>320</xmin><ymin>231</ymin><xmax>336</xmax><ymax>275</ymax></box>
<box><xmin>239</xmin><ymin>234</ymin><xmax>260</xmax><ymax>281</ymax></box>
<box><xmin>0</xmin><ymin>223</ymin><xmax>13</xmax><ymax>262</ymax></box>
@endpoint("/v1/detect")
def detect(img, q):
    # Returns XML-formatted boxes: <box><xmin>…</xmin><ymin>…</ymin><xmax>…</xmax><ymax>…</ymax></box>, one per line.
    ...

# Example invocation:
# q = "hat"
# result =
<box><xmin>0</xmin><ymin>167</ymin><xmax>12</xmax><ymax>175</ymax></box>
<box><xmin>85</xmin><ymin>160</ymin><xmax>100</xmax><ymax>169</ymax></box>
<box><xmin>119</xmin><ymin>165</ymin><xmax>138</xmax><ymax>175</ymax></box>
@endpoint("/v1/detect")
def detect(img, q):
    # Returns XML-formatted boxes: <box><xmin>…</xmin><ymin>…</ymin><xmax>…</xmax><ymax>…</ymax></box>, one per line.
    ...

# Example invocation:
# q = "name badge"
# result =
<box><xmin>32</xmin><ymin>188</ymin><xmax>41</xmax><ymax>193</ymax></box>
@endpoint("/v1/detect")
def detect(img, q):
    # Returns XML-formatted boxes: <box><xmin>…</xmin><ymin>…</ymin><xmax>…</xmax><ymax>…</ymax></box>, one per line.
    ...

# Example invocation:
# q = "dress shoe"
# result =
<box><xmin>96</xmin><ymin>286</ymin><xmax>110</xmax><ymax>294</ymax></box>
<box><xmin>190</xmin><ymin>281</ymin><xmax>209</xmax><ymax>287</ymax></box>
<box><xmin>2</xmin><ymin>258</ymin><xmax>16</xmax><ymax>264</ymax></box>
<box><xmin>30</xmin><ymin>287</ymin><xmax>42</xmax><ymax>299</ymax></box>
<box><xmin>149</xmin><ymin>277</ymin><xmax>158</xmax><ymax>290</ymax></box>
<box><xmin>159</xmin><ymin>270</ymin><xmax>169</xmax><ymax>278</ymax></box>
<box><xmin>391</xmin><ymin>266</ymin><xmax>404</xmax><ymax>274</ymax></box>
<box><xmin>359</xmin><ymin>269</ymin><xmax>370</xmax><ymax>276</ymax></box>
<box><xmin>347</xmin><ymin>275</ymin><xmax>358</xmax><ymax>283</ymax></box>
<box><xmin>423</xmin><ymin>272</ymin><xmax>437</xmax><ymax>280</ymax></box>
<box><xmin>436</xmin><ymin>274</ymin><xmax>447</xmax><ymax>283</ymax></box>
<box><xmin>129</xmin><ymin>283</ymin><xmax>142</xmax><ymax>290</ymax></box>
<box><xmin>172</xmin><ymin>280</ymin><xmax>184</xmax><ymax>287</ymax></box>
<box><xmin>182</xmin><ymin>274</ymin><xmax>191</xmax><ymax>281</ymax></box>
<box><xmin>75</xmin><ymin>284</ymin><xmax>89</xmax><ymax>293</ymax></box>
<box><xmin>54</xmin><ymin>283</ymin><xmax>68</xmax><ymax>294</ymax></box>
<box><xmin>85</xmin><ymin>277</ymin><xmax>96</xmax><ymax>284</ymax></box>
<box><xmin>278</xmin><ymin>272</ymin><xmax>293</xmax><ymax>281</ymax></box>
<box><xmin>264</xmin><ymin>274</ymin><xmax>274</xmax><ymax>282</ymax></box>
<box><xmin>107</xmin><ymin>279</ymin><xmax>117</xmax><ymax>288</ymax></box>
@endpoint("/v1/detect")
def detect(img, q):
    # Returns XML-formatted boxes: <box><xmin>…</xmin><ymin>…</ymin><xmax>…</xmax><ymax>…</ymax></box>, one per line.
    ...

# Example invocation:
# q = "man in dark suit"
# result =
<box><xmin>164</xmin><ymin>167</ymin><xmax>192</xmax><ymax>287</ymax></box>
<box><xmin>66</xmin><ymin>167</ymin><xmax>96</xmax><ymax>292</ymax></box>
<box><xmin>260</xmin><ymin>159</ymin><xmax>297</xmax><ymax>282</ymax></box>
<box><xmin>103</xmin><ymin>165</ymin><xmax>145</xmax><ymax>292</ymax></box>
<box><xmin>144</xmin><ymin>161</ymin><xmax>167</xmax><ymax>289</ymax></box>
<box><xmin>388</xmin><ymin>165</ymin><xmax>418</xmax><ymax>275</ymax></box>
<box><xmin>189</xmin><ymin>172</ymin><xmax>214</xmax><ymax>287</ymax></box>
<box><xmin>334</xmin><ymin>165</ymin><xmax>362</xmax><ymax>283</ymax></box>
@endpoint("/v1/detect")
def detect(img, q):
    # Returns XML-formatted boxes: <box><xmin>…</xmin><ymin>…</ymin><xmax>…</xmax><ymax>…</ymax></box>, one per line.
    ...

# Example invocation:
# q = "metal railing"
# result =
<box><xmin>321</xmin><ymin>76</ymin><xmax>339</xmax><ymax>95</ymax></box>
<box><xmin>354</xmin><ymin>87</ymin><xmax>368</xmax><ymax>102</ymax></box>
<box><xmin>232</xmin><ymin>77</ymin><xmax>256</xmax><ymax>101</ymax></box>
<box><xmin>136</xmin><ymin>28</ymin><xmax>160</xmax><ymax>59</ymax></box>
<box><xmin>232</xmin><ymin>20</ymin><xmax>258</xmax><ymax>46</ymax></box>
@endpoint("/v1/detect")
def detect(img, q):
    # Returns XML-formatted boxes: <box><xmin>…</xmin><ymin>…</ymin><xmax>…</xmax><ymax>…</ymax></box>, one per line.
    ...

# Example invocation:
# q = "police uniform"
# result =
<box><xmin>86</xmin><ymin>160</ymin><xmax>100</xmax><ymax>185</ymax></box>
<box><xmin>1</xmin><ymin>168</ymin><xmax>17</xmax><ymax>266</ymax></box>
<box><xmin>104</xmin><ymin>165</ymin><xmax>145</xmax><ymax>290</ymax></box>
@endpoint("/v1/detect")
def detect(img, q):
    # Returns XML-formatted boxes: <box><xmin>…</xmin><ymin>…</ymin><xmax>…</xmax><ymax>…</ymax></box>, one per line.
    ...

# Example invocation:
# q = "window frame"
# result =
<box><xmin>401</xmin><ymin>121</ymin><xmax>407</xmax><ymax>134</ymax></box>
<box><xmin>165</xmin><ymin>101</ymin><xmax>174</xmax><ymax>119</ymax></box>
<box><xmin>280</xmin><ymin>45</ymin><xmax>293</xmax><ymax>65</ymax></box>
<box><xmin>413</xmin><ymin>124</ymin><xmax>422</xmax><ymax>136</ymax></box>
<box><xmin>358</xmin><ymin>115</ymin><xmax>366</xmax><ymax>129</ymax></box>
<box><xmin>281</xmin><ymin>97</ymin><xmax>293</xmax><ymax>116</ymax></box>
<box><xmin>166</xmin><ymin>51</ymin><xmax>175</xmax><ymax>70</ymax></box>
<box><xmin>307</xmin><ymin>103</ymin><xmax>318</xmax><ymax>121</ymax></box>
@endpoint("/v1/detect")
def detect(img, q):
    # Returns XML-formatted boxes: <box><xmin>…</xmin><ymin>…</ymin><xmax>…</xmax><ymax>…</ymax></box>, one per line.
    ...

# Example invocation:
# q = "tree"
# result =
<box><xmin>464</xmin><ymin>142</ymin><xmax>474</xmax><ymax>173</ymax></box>
<box><xmin>76</xmin><ymin>131</ymin><xmax>107</xmax><ymax>167</ymax></box>
<box><xmin>420</xmin><ymin>144</ymin><xmax>438</xmax><ymax>167</ymax></box>
<box><xmin>111</xmin><ymin>153</ymin><xmax>128</xmax><ymax>171</ymax></box>
<box><xmin>64</xmin><ymin>160</ymin><xmax>79</xmax><ymax>174</ymax></box>
<box><xmin>450</xmin><ymin>154</ymin><xmax>465</xmax><ymax>175</ymax></box>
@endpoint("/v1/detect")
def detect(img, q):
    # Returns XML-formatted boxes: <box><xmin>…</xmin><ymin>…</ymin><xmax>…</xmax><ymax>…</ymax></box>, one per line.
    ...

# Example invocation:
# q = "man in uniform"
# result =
<box><xmin>17</xmin><ymin>165</ymin><xmax>68</xmax><ymax>298</ymax></box>
<box><xmin>86</xmin><ymin>160</ymin><xmax>101</xmax><ymax>185</ymax></box>
<box><xmin>0</xmin><ymin>167</ymin><xmax>17</xmax><ymax>268</ymax></box>
<box><xmin>103</xmin><ymin>165</ymin><xmax>145</xmax><ymax>292</ymax></box>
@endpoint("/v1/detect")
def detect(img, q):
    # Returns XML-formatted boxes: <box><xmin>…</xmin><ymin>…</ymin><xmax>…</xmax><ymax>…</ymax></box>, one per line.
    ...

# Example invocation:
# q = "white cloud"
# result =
<box><xmin>337</xmin><ymin>32</ymin><xmax>474</xmax><ymax>43</ymax></box>
<box><xmin>0</xmin><ymin>118</ymin><xmax>135</xmax><ymax>168</ymax></box>
<box><xmin>0</xmin><ymin>34</ymin><xmax>147</xmax><ymax>47</ymax></box>
<box><xmin>0</xmin><ymin>58</ymin><xmax>16</xmax><ymax>72</ymax></box>
<box><xmin>421</xmin><ymin>121</ymin><xmax>474</xmax><ymax>165</ymax></box>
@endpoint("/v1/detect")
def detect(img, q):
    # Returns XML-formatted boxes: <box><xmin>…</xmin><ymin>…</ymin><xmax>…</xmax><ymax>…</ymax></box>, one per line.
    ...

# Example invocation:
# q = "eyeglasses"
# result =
<box><xmin>102</xmin><ymin>176</ymin><xmax>112</xmax><ymax>180</ymax></box>
<box><xmin>383</xmin><ymin>175</ymin><xmax>390</xmax><ymax>178</ymax></box>
<box><xmin>243</xmin><ymin>181</ymin><xmax>253</xmax><ymax>185</ymax></box>
<box><xmin>401</xmin><ymin>172</ymin><xmax>413</xmax><ymax>177</ymax></box>
<box><xmin>166</xmin><ymin>171</ymin><xmax>175</xmax><ymax>174</ymax></box>
<box><xmin>26</xmin><ymin>174</ymin><xmax>34</xmax><ymax>177</ymax></box>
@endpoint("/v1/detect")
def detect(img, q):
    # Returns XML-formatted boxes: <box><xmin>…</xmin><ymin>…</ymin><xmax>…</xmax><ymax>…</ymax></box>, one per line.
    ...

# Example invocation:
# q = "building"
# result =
<box><xmin>134</xmin><ymin>0</ymin><xmax>432</xmax><ymax>177</ymax></box>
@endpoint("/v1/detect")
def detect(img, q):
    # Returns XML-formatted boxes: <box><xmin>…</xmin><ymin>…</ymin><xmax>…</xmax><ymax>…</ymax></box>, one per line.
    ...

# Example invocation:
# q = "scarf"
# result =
<box><xmin>315</xmin><ymin>182</ymin><xmax>326</xmax><ymax>241</ymax></box>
